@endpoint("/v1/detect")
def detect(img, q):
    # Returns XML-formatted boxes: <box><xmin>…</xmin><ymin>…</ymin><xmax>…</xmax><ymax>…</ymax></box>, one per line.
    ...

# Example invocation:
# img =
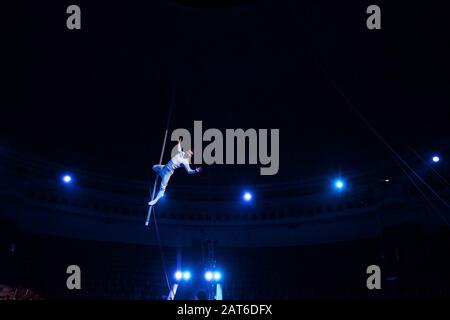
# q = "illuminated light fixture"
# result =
<box><xmin>205</xmin><ymin>271</ymin><xmax>213</xmax><ymax>281</ymax></box>
<box><xmin>243</xmin><ymin>192</ymin><xmax>252</xmax><ymax>202</ymax></box>
<box><xmin>334</xmin><ymin>179</ymin><xmax>345</xmax><ymax>190</ymax></box>
<box><xmin>62</xmin><ymin>175</ymin><xmax>72</xmax><ymax>184</ymax></box>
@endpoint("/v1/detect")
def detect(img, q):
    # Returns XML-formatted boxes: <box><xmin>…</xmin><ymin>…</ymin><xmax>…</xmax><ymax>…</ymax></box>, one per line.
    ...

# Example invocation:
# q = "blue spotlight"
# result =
<box><xmin>205</xmin><ymin>271</ymin><xmax>222</xmax><ymax>282</ymax></box>
<box><xmin>174</xmin><ymin>271</ymin><xmax>183</xmax><ymax>281</ymax></box>
<box><xmin>62</xmin><ymin>174</ymin><xmax>72</xmax><ymax>184</ymax></box>
<box><xmin>183</xmin><ymin>271</ymin><xmax>192</xmax><ymax>281</ymax></box>
<box><xmin>204</xmin><ymin>271</ymin><xmax>213</xmax><ymax>281</ymax></box>
<box><xmin>213</xmin><ymin>271</ymin><xmax>222</xmax><ymax>281</ymax></box>
<box><xmin>432</xmin><ymin>155</ymin><xmax>440</xmax><ymax>163</ymax></box>
<box><xmin>334</xmin><ymin>179</ymin><xmax>345</xmax><ymax>190</ymax></box>
<box><xmin>243</xmin><ymin>192</ymin><xmax>252</xmax><ymax>202</ymax></box>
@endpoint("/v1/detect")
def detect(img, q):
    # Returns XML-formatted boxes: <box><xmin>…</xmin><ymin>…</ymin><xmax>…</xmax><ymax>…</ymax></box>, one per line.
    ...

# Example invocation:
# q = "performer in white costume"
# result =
<box><xmin>149</xmin><ymin>138</ymin><xmax>201</xmax><ymax>206</ymax></box>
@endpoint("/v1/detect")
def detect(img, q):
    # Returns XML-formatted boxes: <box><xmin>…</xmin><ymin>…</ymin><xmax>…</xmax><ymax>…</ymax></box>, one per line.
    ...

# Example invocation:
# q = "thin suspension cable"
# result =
<box><xmin>152</xmin><ymin>206</ymin><xmax>174</xmax><ymax>296</ymax></box>
<box><xmin>144</xmin><ymin>87</ymin><xmax>176</xmax><ymax>295</ymax></box>
<box><xmin>394</xmin><ymin>157</ymin><xmax>449</xmax><ymax>226</ymax></box>
<box><xmin>411</xmin><ymin>148</ymin><xmax>450</xmax><ymax>188</ymax></box>
<box><xmin>280</xmin><ymin>0</ymin><xmax>449</xmax><ymax>224</ymax></box>
<box><xmin>322</xmin><ymin>66</ymin><xmax>450</xmax><ymax>210</ymax></box>
<box><xmin>145</xmin><ymin>91</ymin><xmax>175</xmax><ymax>226</ymax></box>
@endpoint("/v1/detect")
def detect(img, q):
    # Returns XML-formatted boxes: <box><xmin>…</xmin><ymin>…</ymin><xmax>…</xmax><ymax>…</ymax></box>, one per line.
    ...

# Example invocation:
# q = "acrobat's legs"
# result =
<box><xmin>149</xmin><ymin>170</ymin><xmax>172</xmax><ymax>206</ymax></box>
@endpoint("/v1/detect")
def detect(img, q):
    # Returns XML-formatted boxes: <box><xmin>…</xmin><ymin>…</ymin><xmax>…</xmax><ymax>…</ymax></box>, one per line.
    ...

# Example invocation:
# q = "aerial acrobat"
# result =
<box><xmin>148</xmin><ymin>137</ymin><xmax>201</xmax><ymax>206</ymax></box>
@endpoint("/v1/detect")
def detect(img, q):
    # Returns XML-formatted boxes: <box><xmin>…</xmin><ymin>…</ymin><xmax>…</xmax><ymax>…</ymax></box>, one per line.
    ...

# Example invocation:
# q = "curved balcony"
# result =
<box><xmin>1</xmin><ymin>149</ymin><xmax>448</xmax><ymax>246</ymax></box>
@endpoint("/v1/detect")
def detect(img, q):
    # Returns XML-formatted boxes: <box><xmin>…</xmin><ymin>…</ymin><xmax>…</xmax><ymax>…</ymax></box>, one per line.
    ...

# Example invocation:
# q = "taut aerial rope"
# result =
<box><xmin>144</xmin><ymin>89</ymin><xmax>176</xmax><ymax>296</ymax></box>
<box><xmin>145</xmin><ymin>92</ymin><xmax>175</xmax><ymax>226</ymax></box>
<box><xmin>315</xmin><ymin>61</ymin><xmax>450</xmax><ymax>214</ymax></box>
<box><xmin>151</xmin><ymin>205</ymin><xmax>174</xmax><ymax>297</ymax></box>
<box><xmin>410</xmin><ymin>148</ymin><xmax>450</xmax><ymax>188</ymax></box>
<box><xmin>280</xmin><ymin>0</ymin><xmax>449</xmax><ymax>225</ymax></box>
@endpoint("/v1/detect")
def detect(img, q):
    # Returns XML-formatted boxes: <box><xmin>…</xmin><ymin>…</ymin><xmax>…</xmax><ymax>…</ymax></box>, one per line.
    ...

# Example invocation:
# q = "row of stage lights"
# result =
<box><xmin>60</xmin><ymin>154</ymin><xmax>443</xmax><ymax>198</ymax></box>
<box><xmin>174</xmin><ymin>270</ymin><xmax>222</xmax><ymax>282</ymax></box>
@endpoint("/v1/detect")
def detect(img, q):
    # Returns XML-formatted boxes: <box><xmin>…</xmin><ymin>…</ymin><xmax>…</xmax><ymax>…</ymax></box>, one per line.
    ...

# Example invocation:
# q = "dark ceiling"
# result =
<box><xmin>4</xmin><ymin>0</ymin><xmax>450</xmax><ymax>187</ymax></box>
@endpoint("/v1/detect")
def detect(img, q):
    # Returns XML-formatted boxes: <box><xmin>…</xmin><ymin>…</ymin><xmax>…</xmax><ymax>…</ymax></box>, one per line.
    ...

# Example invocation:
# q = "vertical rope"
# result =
<box><xmin>145</xmin><ymin>92</ymin><xmax>175</xmax><ymax>226</ymax></box>
<box><xmin>144</xmin><ymin>89</ymin><xmax>176</xmax><ymax>296</ymax></box>
<box><xmin>152</xmin><ymin>206</ymin><xmax>174</xmax><ymax>297</ymax></box>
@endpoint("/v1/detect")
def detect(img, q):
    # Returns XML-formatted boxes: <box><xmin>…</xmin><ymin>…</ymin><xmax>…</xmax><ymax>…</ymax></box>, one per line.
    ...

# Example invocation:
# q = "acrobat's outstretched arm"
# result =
<box><xmin>183</xmin><ymin>162</ymin><xmax>198</xmax><ymax>175</ymax></box>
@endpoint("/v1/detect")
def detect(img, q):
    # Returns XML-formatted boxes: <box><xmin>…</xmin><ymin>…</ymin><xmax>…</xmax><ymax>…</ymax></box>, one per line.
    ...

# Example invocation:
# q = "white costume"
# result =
<box><xmin>149</xmin><ymin>142</ymin><xmax>196</xmax><ymax>206</ymax></box>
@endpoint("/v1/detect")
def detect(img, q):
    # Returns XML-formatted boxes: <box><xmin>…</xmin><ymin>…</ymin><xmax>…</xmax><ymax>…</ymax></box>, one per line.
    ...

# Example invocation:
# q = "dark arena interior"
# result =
<box><xmin>2</xmin><ymin>0</ymin><xmax>450</xmax><ymax>302</ymax></box>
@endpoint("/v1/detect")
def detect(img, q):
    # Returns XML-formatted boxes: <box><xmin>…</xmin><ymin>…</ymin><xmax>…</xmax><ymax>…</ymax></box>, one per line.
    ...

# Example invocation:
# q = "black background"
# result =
<box><xmin>4</xmin><ymin>0</ymin><xmax>450</xmax><ymax>187</ymax></box>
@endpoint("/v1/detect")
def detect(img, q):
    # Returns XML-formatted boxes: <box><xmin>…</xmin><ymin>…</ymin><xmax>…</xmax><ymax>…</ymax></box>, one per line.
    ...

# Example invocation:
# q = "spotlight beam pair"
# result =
<box><xmin>174</xmin><ymin>270</ymin><xmax>191</xmax><ymax>281</ymax></box>
<box><xmin>205</xmin><ymin>271</ymin><xmax>222</xmax><ymax>282</ymax></box>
